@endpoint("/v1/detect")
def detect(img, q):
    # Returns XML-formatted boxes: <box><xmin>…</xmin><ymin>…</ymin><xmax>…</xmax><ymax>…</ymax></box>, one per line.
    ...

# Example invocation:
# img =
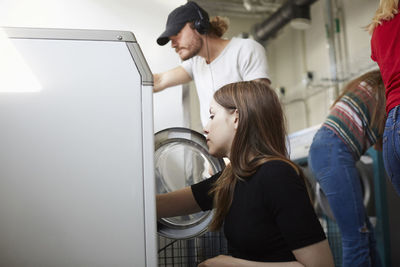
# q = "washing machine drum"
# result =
<box><xmin>315</xmin><ymin>155</ymin><xmax>373</xmax><ymax>220</ymax></box>
<box><xmin>154</xmin><ymin>127</ymin><xmax>225</xmax><ymax>239</ymax></box>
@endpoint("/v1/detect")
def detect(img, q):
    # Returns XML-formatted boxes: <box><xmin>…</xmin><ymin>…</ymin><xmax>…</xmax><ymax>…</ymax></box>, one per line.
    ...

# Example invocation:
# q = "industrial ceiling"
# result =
<box><xmin>193</xmin><ymin>0</ymin><xmax>285</xmax><ymax>19</ymax></box>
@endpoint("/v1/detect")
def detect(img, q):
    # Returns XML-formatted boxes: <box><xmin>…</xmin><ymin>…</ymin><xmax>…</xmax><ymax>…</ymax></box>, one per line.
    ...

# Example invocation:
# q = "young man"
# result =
<box><xmin>154</xmin><ymin>1</ymin><xmax>270</xmax><ymax>126</ymax></box>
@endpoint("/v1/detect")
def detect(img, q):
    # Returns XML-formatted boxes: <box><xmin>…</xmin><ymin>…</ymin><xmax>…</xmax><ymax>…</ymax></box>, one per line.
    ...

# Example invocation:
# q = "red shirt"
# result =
<box><xmin>371</xmin><ymin>12</ymin><xmax>400</xmax><ymax>113</ymax></box>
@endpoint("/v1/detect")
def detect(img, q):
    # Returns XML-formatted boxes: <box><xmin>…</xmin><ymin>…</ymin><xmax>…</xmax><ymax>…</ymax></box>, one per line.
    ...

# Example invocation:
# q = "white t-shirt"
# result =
<box><xmin>181</xmin><ymin>37</ymin><xmax>269</xmax><ymax>126</ymax></box>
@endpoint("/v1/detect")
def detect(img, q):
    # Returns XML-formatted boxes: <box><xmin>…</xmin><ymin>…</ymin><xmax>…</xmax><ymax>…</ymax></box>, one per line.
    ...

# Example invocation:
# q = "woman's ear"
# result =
<box><xmin>233</xmin><ymin>109</ymin><xmax>239</xmax><ymax>130</ymax></box>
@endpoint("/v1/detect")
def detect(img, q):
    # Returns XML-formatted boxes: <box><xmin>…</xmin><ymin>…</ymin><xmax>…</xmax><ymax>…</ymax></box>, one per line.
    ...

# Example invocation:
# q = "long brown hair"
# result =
<box><xmin>331</xmin><ymin>70</ymin><xmax>386</xmax><ymax>136</ymax></box>
<box><xmin>208</xmin><ymin>81</ymin><xmax>304</xmax><ymax>231</ymax></box>
<box><xmin>367</xmin><ymin>0</ymin><xmax>399</xmax><ymax>34</ymax></box>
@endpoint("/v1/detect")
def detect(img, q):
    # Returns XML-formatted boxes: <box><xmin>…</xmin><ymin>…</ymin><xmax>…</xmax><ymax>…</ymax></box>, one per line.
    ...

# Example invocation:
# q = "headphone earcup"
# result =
<box><xmin>194</xmin><ymin>19</ymin><xmax>209</xmax><ymax>35</ymax></box>
<box><xmin>194</xmin><ymin>20</ymin><xmax>205</xmax><ymax>34</ymax></box>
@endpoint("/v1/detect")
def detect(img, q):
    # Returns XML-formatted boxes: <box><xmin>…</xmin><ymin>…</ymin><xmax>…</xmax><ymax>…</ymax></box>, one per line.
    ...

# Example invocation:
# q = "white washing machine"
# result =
<box><xmin>0</xmin><ymin>27</ymin><xmax>226</xmax><ymax>267</ymax></box>
<box><xmin>0</xmin><ymin>27</ymin><xmax>157</xmax><ymax>266</ymax></box>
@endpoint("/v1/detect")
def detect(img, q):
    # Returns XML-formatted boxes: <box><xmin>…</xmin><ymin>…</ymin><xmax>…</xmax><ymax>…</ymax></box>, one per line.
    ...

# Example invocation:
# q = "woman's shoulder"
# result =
<box><xmin>258</xmin><ymin>159</ymin><xmax>298</xmax><ymax>173</ymax></box>
<box><xmin>255</xmin><ymin>160</ymin><xmax>302</xmax><ymax>185</ymax></box>
<box><xmin>254</xmin><ymin>161</ymin><xmax>309</xmax><ymax>205</ymax></box>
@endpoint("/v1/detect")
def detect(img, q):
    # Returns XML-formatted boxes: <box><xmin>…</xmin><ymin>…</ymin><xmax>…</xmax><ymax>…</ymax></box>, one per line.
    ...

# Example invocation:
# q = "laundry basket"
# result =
<box><xmin>158</xmin><ymin>230</ymin><xmax>228</xmax><ymax>266</ymax></box>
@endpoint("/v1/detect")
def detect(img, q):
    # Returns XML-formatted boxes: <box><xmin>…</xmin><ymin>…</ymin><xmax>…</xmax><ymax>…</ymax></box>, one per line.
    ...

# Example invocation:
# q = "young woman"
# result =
<box><xmin>308</xmin><ymin>70</ymin><xmax>385</xmax><ymax>267</ymax></box>
<box><xmin>157</xmin><ymin>81</ymin><xmax>334</xmax><ymax>267</ymax></box>
<box><xmin>369</xmin><ymin>0</ymin><xmax>400</xmax><ymax>195</ymax></box>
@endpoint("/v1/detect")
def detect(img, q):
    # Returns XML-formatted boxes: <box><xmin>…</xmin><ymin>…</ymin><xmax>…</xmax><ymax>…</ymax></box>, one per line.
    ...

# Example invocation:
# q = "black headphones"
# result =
<box><xmin>191</xmin><ymin>2</ymin><xmax>210</xmax><ymax>35</ymax></box>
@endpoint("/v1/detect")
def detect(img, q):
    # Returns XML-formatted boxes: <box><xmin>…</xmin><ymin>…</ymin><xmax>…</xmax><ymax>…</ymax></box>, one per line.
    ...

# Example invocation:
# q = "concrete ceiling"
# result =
<box><xmin>193</xmin><ymin>0</ymin><xmax>285</xmax><ymax>19</ymax></box>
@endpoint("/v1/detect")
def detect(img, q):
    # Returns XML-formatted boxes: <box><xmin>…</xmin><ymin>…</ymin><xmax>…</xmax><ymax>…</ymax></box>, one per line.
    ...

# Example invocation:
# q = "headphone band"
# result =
<box><xmin>195</xmin><ymin>6</ymin><xmax>204</xmax><ymax>21</ymax></box>
<box><xmin>189</xmin><ymin>2</ymin><xmax>209</xmax><ymax>34</ymax></box>
<box><xmin>189</xmin><ymin>2</ymin><xmax>207</xmax><ymax>23</ymax></box>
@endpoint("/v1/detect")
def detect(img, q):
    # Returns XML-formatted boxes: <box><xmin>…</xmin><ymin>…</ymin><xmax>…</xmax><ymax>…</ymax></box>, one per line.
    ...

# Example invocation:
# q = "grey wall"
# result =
<box><xmin>266</xmin><ymin>0</ymin><xmax>379</xmax><ymax>133</ymax></box>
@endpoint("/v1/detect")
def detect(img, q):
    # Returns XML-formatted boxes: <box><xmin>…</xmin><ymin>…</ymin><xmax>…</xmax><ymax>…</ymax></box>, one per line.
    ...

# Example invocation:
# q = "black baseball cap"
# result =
<box><xmin>157</xmin><ymin>1</ymin><xmax>209</xmax><ymax>46</ymax></box>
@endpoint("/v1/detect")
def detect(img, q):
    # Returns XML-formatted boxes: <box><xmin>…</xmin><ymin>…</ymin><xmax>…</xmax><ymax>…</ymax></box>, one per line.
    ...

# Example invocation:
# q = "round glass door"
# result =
<box><xmin>155</xmin><ymin>127</ymin><xmax>225</xmax><ymax>239</ymax></box>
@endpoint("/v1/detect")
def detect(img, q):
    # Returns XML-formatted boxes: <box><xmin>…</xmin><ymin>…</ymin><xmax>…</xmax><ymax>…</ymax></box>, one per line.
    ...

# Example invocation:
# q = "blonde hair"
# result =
<box><xmin>368</xmin><ymin>0</ymin><xmax>399</xmax><ymax>34</ymax></box>
<box><xmin>208</xmin><ymin>16</ymin><xmax>229</xmax><ymax>37</ymax></box>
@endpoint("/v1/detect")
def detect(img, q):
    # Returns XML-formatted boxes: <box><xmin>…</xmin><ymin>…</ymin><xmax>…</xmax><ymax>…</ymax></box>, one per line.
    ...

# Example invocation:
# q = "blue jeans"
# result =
<box><xmin>383</xmin><ymin>104</ymin><xmax>400</xmax><ymax>195</ymax></box>
<box><xmin>309</xmin><ymin>126</ymin><xmax>381</xmax><ymax>267</ymax></box>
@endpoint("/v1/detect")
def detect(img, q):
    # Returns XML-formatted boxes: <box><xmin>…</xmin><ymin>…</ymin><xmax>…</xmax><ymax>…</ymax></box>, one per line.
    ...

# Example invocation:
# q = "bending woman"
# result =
<box><xmin>308</xmin><ymin>70</ymin><xmax>385</xmax><ymax>267</ymax></box>
<box><xmin>157</xmin><ymin>81</ymin><xmax>334</xmax><ymax>267</ymax></box>
<box><xmin>369</xmin><ymin>0</ymin><xmax>400</xmax><ymax>195</ymax></box>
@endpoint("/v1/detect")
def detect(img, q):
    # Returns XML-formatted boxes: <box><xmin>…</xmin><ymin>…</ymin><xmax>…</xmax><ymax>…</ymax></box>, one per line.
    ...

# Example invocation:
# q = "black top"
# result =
<box><xmin>191</xmin><ymin>160</ymin><xmax>326</xmax><ymax>262</ymax></box>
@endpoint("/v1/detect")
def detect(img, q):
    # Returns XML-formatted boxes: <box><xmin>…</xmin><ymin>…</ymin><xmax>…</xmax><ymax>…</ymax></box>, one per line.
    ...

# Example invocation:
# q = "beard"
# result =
<box><xmin>177</xmin><ymin>34</ymin><xmax>203</xmax><ymax>61</ymax></box>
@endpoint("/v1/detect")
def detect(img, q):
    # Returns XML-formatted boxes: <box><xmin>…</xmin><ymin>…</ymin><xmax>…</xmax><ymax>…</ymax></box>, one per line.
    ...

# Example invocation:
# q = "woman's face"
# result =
<box><xmin>203</xmin><ymin>98</ymin><xmax>238</xmax><ymax>158</ymax></box>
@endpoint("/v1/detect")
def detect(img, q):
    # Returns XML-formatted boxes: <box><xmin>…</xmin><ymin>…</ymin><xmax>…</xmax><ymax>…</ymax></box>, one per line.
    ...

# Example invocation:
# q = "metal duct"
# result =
<box><xmin>252</xmin><ymin>0</ymin><xmax>318</xmax><ymax>43</ymax></box>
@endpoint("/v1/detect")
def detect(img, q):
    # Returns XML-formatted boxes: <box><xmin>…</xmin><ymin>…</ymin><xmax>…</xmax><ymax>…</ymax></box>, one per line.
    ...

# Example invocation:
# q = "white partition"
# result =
<box><xmin>0</xmin><ymin>27</ymin><xmax>156</xmax><ymax>267</ymax></box>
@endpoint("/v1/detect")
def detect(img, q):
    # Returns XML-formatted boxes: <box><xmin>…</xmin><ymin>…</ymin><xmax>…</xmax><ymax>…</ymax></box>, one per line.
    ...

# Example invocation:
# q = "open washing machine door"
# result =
<box><xmin>154</xmin><ymin>127</ymin><xmax>225</xmax><ymax>239</ymax></box>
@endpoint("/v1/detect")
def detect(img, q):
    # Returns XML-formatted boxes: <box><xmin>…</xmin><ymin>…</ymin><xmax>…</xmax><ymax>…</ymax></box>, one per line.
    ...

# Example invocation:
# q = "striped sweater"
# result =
<box><xmin>323</xmin><ymin>80</ymin><xmax>380</xmax><ymax>159</ymax></box>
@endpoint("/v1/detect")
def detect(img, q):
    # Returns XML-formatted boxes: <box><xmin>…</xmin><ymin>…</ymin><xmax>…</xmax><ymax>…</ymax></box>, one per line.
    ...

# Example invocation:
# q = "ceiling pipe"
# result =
<box><xmin>252</xmin><ymin>0</ymin><xmax>319</xmax><ymax>43</ymax></box>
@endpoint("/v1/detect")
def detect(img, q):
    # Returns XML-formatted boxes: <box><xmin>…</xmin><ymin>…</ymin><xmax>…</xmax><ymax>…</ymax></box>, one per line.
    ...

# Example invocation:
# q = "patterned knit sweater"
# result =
<box><xmin>323</xmin><ymin>80</ymin><xmax>380</xmax><ymax>159</ymax></box>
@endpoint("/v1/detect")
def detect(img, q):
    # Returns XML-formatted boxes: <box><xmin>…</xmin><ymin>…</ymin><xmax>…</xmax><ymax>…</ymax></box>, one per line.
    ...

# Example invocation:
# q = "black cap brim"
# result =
<box><xmin>157</xmin><ymin>22</ymin><xmax>186</xmax><ymax>46</ymax></box>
